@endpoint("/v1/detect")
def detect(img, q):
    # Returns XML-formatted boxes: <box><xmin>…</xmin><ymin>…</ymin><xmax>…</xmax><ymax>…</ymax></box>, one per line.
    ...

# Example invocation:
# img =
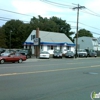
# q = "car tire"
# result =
<box><xmin>18</xmin><ymin>59</ymin><xmax>22</xmax><ymax>63</ymax></box>
<box><xmin>0</xmin><ymin>59</ymin><xmax>5</xmax><ymax>64</ymax></box>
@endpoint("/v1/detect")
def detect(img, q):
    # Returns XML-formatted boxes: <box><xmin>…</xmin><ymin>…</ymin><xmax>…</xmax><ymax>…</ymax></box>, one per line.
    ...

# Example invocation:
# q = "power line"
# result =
<box><xmin>40</xmin><ymin>0</ymin><xmax>75</xmax><ymax>8</ymax></box>
<box><xmin>0</xmin><ymin>16</ymin><xmax>30</xmax><ymax>23</ymax></box>
<box><xmin>86</xmin><ymin>8</ymin><xmax>100</xmax><ymax>17</ymax></box>
<box><xmin>0</xmin><ymin>8</ymin><xmax>33</xmax><ymax>17</ymax></box>
<box><xmin>81</xmin><ymin>10</ymin><xmax>100</xmax><ymax>17</ymax></box>
<box><xmin>67</xmin><ymin>21</ymin><xmax>100</xmax><ymax>30</ymax></box>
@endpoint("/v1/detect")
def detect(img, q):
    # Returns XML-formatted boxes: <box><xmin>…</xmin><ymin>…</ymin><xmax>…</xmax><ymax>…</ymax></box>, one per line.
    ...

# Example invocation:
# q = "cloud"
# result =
<box><xmin>12</xmin><ymin>0</ymin><xmax>67</xmax><ymax>15</ymax></box>
<box><xmin>85</xmin><ymin>0</ymin><xmax>100</xmax><ymax>13</ymax></box>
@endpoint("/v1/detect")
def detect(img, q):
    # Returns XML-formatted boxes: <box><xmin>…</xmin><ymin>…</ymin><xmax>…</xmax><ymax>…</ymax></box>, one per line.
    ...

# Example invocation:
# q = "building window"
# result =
<box><xmin>82</xmin><ymin>40</ymin><xmax>84</xmax><ymax>42</ymax></box>
<box><xmin>67</xmin><ymin>46</ymin><xmax>70</xmax><ymax>50</ymax></box>
<box><xmin>47</xmin><ymin>46</ymin><xmax>50</xmax><ymax>50</ymax></box>
<box><xmin>41</xmin><ymin>45</ymin><xmax>43</xmax><ymax>49</ymax></box>
<box><xmin>92</xmin><ymin>39</ymin><xmax>98</xmax><ymax>46</ymax></box>
<box><xmin>31</xmin><ymin>35</ymin><xmax>35</xmax><ymax>40</ymax></box>
<box><xmin>26</xmin><ymin>45</ymin><xmax>27</xmax><ymax>49</ymax></box>
<box><xmin>54</xmin><ymin>46</ymin><xmax>57</xmax><ymax>50</ymax></box>
<box><xmin>51</xmin><ymin>46</ymin><xmax>53</xmax><ymax>50</ymax></box>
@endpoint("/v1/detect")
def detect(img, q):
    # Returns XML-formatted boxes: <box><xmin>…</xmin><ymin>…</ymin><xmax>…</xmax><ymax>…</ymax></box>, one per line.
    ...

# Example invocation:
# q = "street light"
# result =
<box><xmin>73</xmin><ymin>4</ymin><xmax>85</xmax><ymax>58</ymax></box>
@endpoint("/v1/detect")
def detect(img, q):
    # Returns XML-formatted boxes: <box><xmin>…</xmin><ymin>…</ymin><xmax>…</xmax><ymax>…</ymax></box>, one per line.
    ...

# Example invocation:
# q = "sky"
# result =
<box><xmin>0</xmin><ymin>0</ymin><xmax>100</xmax><ymax>38</ymax></box>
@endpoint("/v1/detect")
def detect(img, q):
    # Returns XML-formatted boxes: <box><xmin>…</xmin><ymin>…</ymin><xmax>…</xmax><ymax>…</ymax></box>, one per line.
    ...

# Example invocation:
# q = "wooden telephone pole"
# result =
<box><xmin>73</xmin><ymin>4</ymin><xmax>85</xmax><ymax>58</ymax></box>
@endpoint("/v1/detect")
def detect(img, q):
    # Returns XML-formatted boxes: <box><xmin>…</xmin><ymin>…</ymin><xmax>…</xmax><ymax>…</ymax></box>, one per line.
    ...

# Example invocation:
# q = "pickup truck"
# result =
<box><xmin>77</xmin><ymin>49</ymin><xmax>87</xmax><ymax>57</ymax></box>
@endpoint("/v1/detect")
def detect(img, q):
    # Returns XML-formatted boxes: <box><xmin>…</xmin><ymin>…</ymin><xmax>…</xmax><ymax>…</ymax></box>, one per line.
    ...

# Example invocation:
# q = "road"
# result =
<box><xmin>0</xmin><ymin>57</ymin><xmax>100</xmax><ymax>100</ymax></box>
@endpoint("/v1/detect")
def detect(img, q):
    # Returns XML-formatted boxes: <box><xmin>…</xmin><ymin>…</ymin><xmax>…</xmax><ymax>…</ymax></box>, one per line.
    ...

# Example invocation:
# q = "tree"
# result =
<box><xmin>0</xmin><ymin>27</ymin><xmax>7</xmax><ymax>48</ymax></box>
<box><xmin>2</xmin><ymin>20</ymin><xmax>31</xmax><ymax>48</ymax></box>
<box><xmin>74</xmin><ymin>29</ymin><xmax>93</xmax><ymax>38</ymax></box>
<box><xmin>30</xmin><ymin>15</ymin><xmax>74</xmax><ymax>40</ymax></box>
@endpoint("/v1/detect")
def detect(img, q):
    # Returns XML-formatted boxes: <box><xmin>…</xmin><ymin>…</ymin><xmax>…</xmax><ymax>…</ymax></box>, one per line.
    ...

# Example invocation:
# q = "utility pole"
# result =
<box><xmin>73</xmin><ymin>4</ymin><xmax>85</xmax><ymax>58</ymax></box>
<box><xmin>9</xmin><ymin>30</ymin><xmax>12</xmax><ymax>49</ymax></box>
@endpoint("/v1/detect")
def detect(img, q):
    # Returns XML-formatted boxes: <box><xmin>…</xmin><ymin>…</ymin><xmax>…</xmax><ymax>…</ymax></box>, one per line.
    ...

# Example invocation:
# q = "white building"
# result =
<box><xmin>74</xmin><ymin>37</ymin><xmax>99</xmax><ymax>51</ymax></box>
<box><xmin>24</xmin><ymin>30</ymin><xmax>75</xmax><ymax>55</ymax></box>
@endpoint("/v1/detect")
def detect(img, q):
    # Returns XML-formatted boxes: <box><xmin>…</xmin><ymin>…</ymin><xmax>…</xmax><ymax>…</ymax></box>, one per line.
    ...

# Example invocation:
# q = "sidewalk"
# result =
<box><xmin>25</xmin><ymin>56</ymin><xmax>44</xmax><ymax>62</ymax></box>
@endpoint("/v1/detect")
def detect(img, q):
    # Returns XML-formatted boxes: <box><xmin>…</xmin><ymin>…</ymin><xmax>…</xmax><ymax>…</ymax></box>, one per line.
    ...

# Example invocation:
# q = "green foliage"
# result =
<box><xmin>30</xmin><ymin>15</ymin><xmax>73</xmax><ymax>37</ymax></box>
<box><xmin>0</xmin><ymin>27</ymin><xmax>7</xmax><ymax>48</ymax></box>
<box><xmin>1</xmin><ymin>15</ymin><xmax>94</xmax><ymax>48</ymax></box>
<box><xmin>2</xmin><ymin>20</ymin><xmax>32</xmax><ymax>48</ymax></box>
<box><xmin>74</xmin><ymin>29</ymin><xmax>93</xmax><ymax>38</ymax></box>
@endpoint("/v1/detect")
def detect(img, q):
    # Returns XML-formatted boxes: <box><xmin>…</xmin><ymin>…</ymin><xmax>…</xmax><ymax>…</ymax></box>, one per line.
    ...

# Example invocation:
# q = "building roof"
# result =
<box><xmin>24</xmin><ymin>30</ymin><xmax>75</xmax><ymax>46</ymax></box>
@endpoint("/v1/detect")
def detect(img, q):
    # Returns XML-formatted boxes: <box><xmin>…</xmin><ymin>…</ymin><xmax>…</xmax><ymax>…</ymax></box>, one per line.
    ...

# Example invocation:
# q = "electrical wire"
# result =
<box><xmin>40</xmin><ymin>0</ymin><xmax>75</xmax><ymax>8</ymax></box>
<box><xmin>0</xmin><ymin>0</ymin><xmax>100</xmax><ymax>36</ymax></box>
<box><xmin>0</xmin><ymin>16</ymin><xmax>30</xmax><ymax>23</ymax></box>
<box><xmin>0</xmin><ymin>8</ymin><xmax>33</xmax><ymax>17</ymax></box>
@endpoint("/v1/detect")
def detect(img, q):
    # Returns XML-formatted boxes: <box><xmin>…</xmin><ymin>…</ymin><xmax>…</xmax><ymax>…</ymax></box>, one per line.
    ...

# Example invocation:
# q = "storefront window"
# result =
<box><xmin>51</xmin><ymin>46</ymin><xmax>53</xmax><ymax>50</ymax></box>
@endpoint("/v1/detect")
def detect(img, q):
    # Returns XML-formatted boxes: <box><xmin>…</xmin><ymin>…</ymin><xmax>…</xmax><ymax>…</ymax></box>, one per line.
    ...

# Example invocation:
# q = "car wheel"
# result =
<box><xmin>18</xmin><ymin>59</ymin><xmax>22</xmax><ymax>63</ymax></box>
<box><xmin>0</xmin><ymin>59</ymin><xmax>5</xmax><ymax>64</ymax></box>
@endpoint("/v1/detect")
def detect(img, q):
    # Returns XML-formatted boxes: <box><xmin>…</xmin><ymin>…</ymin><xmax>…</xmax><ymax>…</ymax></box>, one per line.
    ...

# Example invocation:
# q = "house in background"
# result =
<box><xmin>74</xmin><ymin>37</ymin><xmax>99</xmax><ymax>51</ymax></box>
<box><xmin>24</xmin><ymin>30</ymin><xmax>75</xmax><ymax>55</ymax></box>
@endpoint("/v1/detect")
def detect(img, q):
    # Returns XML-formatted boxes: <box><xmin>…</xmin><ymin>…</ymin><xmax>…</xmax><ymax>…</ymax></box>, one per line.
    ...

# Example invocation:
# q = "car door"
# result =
<box><xmin>6</xmin><ymin>54</ymin><xmax>15</xmax><ymax>62</ymax></box>
<box><xmin>13</xmin><ymin>54</ymin><xmax>21</xmax><ymax>61</ymax></box>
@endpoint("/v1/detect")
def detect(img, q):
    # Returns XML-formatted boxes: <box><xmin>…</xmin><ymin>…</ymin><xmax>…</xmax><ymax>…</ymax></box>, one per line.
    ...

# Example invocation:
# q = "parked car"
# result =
<box><xmin>77</xmin><ymin>49</ymin><xmax>87</xmax><ymax>57</ymax></box>
<box><xmin>0</xmin><ymin>49</ymin><xmax>16</xmax><ymax>56</ymax></box>
<box><xmin>0</xmin><ymin>52</ymin><xmax>11</xmax><ymax>56</ymax></box>
<box><xmin>0</xmin><ymin>48</ymin><xmax>5</xmax><ymax>54</ymax></box>
<box><xmin>0</xmin><ymin>53</ymin><xmax>27</xmax><ymax>64</ymax></box>
<box><xmin>53</xmin><ymin>50</ymin><xmax>62</xmax><ymax>58</ymax></box>
<box><xmin>19</xmin><ymin>49</ymin><xmax>32</xmax><ymax>58</ymax></box>
<box><xmin>39</xmin><ymin>51</ymin><xmax>50</xmax><ymax>59</ymax></box>
<box><xmin>65</xmin><ymin>50</ymin><xmax>75</xmax><ymax>58</ymax></box>
<box><xmin>85</xmin><ymin>49</ymin><xmax>97</xmax><ymax>57</ymax></box>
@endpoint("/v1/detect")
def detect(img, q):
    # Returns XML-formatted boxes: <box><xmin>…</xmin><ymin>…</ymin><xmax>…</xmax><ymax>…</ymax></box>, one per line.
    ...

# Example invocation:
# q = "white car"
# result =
<box><xmin>0</xmin><ymin>52</ymin><xmax>11</xmax><ymax>56</ymax></box>
<box><xmin>77</xmin><ymin>49</ymin><xmax>87</xmax><ymax>57</ymax></box>
<box><xmin>39</xmin><ymin>51</ymin><xmax>50</xmax><ymax>59</ymax></box>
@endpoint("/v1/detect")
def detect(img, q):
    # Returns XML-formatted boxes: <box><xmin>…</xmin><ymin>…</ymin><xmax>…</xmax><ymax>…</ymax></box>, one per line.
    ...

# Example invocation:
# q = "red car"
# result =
<box><xmin>0</xmin><ymin>53</ymin><xmax>27</xmax><ymax>64</ymax></box>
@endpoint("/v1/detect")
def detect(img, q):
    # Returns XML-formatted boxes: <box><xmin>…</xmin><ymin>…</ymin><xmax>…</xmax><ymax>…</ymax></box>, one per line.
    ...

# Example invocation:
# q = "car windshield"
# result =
<box><xmin>41</xmin><ymin>51</ymin><xmax>49</xmax><ymax>54</ymax></box>
<box><xmin>0</xmin><ymin>53</ymin><xmax>10</xmax><ymax>56</ymax></box>
<box><xmin>54</xmin><ymin>50</ymin><xmax>61</xmax><ymax>53</ymax></box>
<box><xmin>78</xmin><ymin>49</ymin><xmax>86</xmax><ymax>52</ymax></box>
<box><xmin>20</xmin><ymin>50</ymin><xmax>28</xmax><ymax>53</ymax></box>
<box><xmin>67</xmin><ymin>51</ymin><xmax>73</xmax><ymax>53</ymax></box>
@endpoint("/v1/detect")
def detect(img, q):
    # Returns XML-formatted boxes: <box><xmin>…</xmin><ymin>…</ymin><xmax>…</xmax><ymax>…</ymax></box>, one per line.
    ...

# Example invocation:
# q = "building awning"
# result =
<box><xmin>23</xmin><ymin>42</ymin><xmax>75</xmax><ymax>46</ymax></box>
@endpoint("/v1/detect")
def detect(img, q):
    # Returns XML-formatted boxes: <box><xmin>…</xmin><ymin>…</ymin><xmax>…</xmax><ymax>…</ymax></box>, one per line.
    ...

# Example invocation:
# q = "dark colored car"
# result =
<box><xmin>65</xmin><ymin>50</ymin><xmax>75</xmax><ymax>58</ymax></box>
<box><xmin>85</xmin><ymin>49</ymin><xmax>97</xmax><ymax>57</ymax></box>
<box><xmin>19</xmin><ymin>49</ymin><xmax>32</xmax><ymax>59</ymax></box>
<box><xmin>0</xmin><ymin>53</ymin><xmax>26</xmax><ymax>64</ymax></box>
<box><xmin>53</xmin><ymin>50</ymin><xmax>62</xmax><ymax>58</ymax></box>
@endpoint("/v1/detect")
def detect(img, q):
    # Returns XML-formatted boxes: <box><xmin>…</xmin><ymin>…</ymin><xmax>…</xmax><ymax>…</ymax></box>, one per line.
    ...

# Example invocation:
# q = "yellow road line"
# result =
<box><xmin>0</xmin><ymin>64</ymin><xmax>100</xmax><ymax>77</ymax></box>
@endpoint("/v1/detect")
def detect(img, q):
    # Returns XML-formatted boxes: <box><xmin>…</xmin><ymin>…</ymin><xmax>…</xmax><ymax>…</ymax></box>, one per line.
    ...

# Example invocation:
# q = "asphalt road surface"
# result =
<box><xmin>0</xmin><ymin>57</ymin><xmax>100</xmax><ymax>100</ymax></box>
